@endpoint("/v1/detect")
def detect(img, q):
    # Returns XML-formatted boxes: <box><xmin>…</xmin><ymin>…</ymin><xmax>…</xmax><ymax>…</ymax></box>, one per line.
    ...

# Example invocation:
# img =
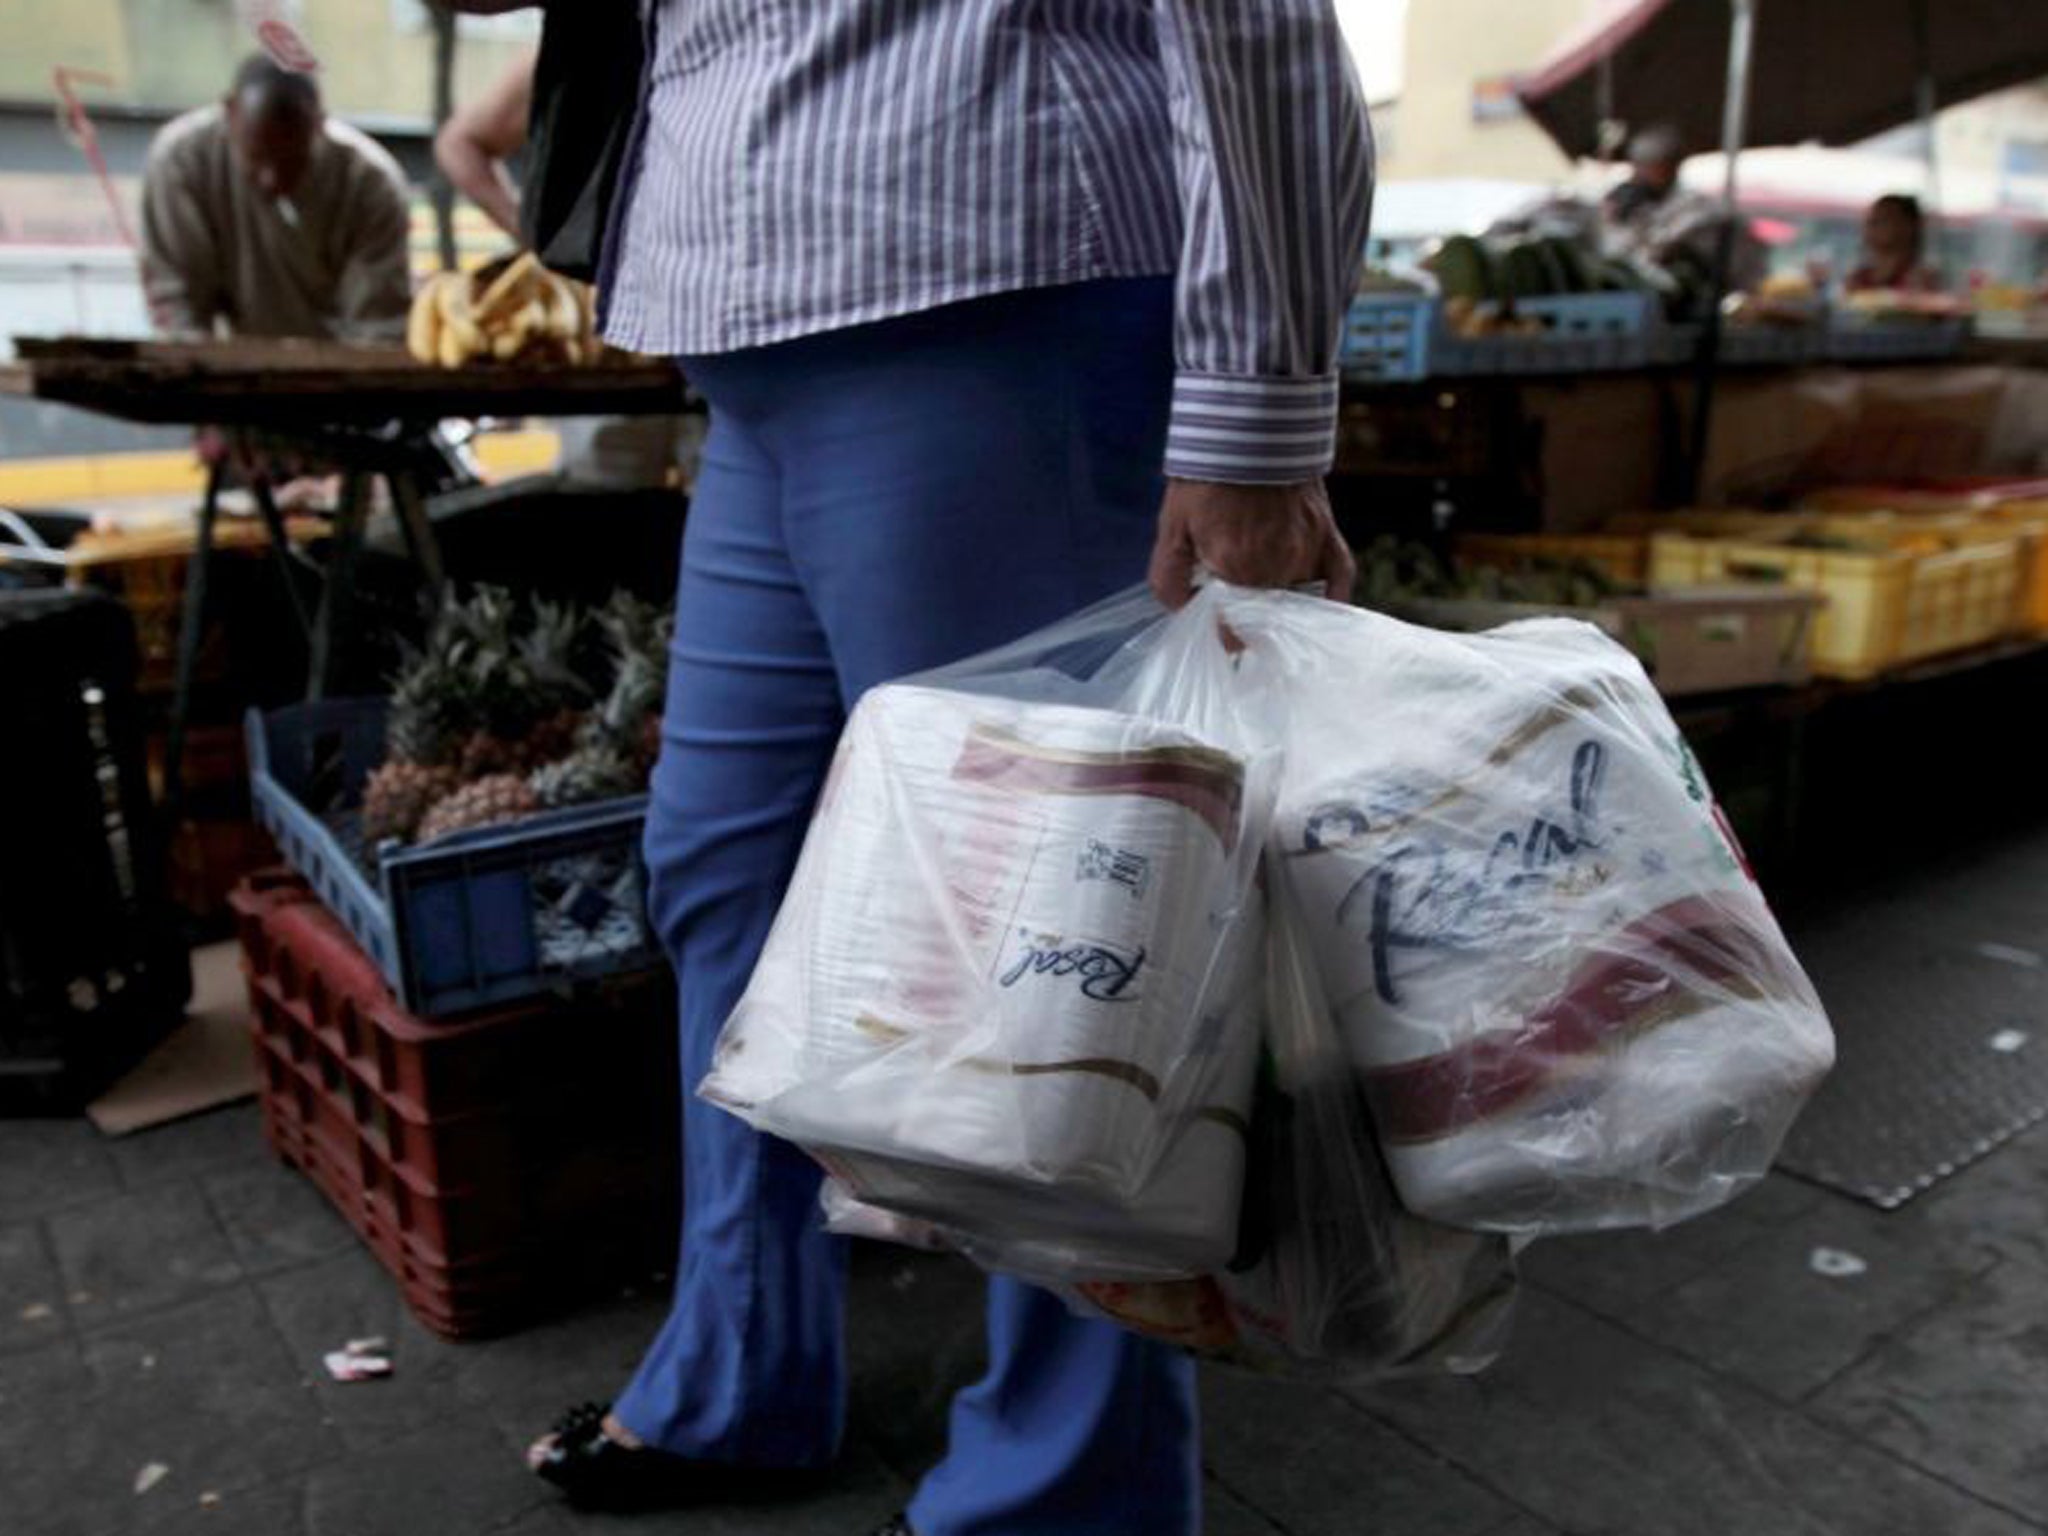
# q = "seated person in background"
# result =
<box><xmin>1603</xmin><ymin>124</ymin><xmax>1686</xmax><ymax>234</ymax></box>
<box><xmin>141</xmin><ymin>54</ymin><xmax>413</xmax><ymax>343</ymax></box>
<box><xmin>1602</xmin><ymin>123</ymin><xmax>1767</xmax><ymax>298</ymax></box>
<box><xmin>1847</xmin><ymin>194</ymin><xmax>1946</xmax><ymax>294</ymax></box>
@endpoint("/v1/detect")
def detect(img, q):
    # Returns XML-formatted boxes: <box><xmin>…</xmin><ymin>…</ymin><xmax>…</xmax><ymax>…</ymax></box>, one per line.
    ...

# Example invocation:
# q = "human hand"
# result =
<box><xmin>1147</xmin><ymin>478</ymin><xmax>1355</xmax><ymax>610</ymax></box>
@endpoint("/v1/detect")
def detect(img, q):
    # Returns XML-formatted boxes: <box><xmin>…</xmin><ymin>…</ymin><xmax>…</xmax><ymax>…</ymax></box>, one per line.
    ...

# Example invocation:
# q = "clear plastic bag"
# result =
<box><xmin>703</xmin><ymin>587</ymin><xmax>1281</xmax><ymax>1281</ymax></box>
<box><xmin>1075</xmin><ymin>868</ymin><xmax>1518</xmax><ymax>1377</ymax></box>
<box><xmin>820</xmin><ymin>871</ymin><xmax>1518</xmax><ymax>1380</ymax></box>
<box><xmin>1219</xmin><ymin>589</ymin><xmax>1836</xmax><ymax>1236</ymax></box>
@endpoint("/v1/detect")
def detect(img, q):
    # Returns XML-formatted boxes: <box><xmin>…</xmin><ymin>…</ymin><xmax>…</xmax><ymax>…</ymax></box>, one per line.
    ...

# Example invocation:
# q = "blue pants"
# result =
<box><xmin>613</xmin><ymin>277</ymin><xmax>1201</xmax><ymax>1536</ymax></box>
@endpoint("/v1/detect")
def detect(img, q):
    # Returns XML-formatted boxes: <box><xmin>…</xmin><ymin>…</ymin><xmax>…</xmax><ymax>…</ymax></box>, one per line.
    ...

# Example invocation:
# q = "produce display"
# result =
<box><xmin>1425</xmin><ymin>233</ymin><xmax>1677</xmax><ymax>336</ymax></box>
<box><xmin>1354</xmin><ymin>535</ymin><xmax>1628</xmax><ymax>610</ymax></box>
<box><xmin>360</xmin><ymin>587</ymin><xmax>671</xmax><ymax>847</ymax></box>
<box><xmin>406</xmin><ymin>253</ymin><xmax>607</xmax><ymax>369</ymax></box>
<box><xmin>1837</xmin><ymin>287</ymin><xmax>1973</xmax><ymax>322</ymax></box>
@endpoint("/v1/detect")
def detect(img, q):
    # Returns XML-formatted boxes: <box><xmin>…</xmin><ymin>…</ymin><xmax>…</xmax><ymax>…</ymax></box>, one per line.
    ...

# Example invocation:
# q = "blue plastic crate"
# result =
<box><xmin>1340</xmin><ymin>292</ymin><xmax>1437</xmax><ymax>382</ymax></box>
<box><xmin>1434</xmin><ymin>291</ymin><xmax>1661</xmax><ymax>376</ymax></box>
<box><xmin>1824</xmin><ymin>314</ymin><xmax>1969</xmax><ymax>363</ymax></box>
<box><xmin>1716</xmin><ymin>324</ymin><xmax>1823</xmax><ymax>367</ymax></box>
<box><xmin>247</xmin><ymin>699</ymin><xmax>660</xmax><ymax>1018</ymax></box>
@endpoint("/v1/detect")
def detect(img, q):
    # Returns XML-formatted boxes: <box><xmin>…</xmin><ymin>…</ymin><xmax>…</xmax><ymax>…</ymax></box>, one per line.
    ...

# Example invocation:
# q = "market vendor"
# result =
<box><xmin>1603</xmin><ymin>124</ymin><xmax>1686</xmax><ymax>232</ymax></box>
<box><xmin>1846</xmin><ymin>194</ymin><xmax>1946</xmax><ymax>294</ymax></box>
<box><xmin>140</xmin><ymin>55</ymin><xmax>413</xmax><ymax>343</ymax></box>
<box><xmin>1603</xmin><ymin>123</ymin><xmax>1766</xmax><ymax>295</ymax></box>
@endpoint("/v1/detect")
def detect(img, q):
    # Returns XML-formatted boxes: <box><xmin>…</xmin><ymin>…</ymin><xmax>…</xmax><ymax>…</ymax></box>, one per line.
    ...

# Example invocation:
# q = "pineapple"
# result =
<box><xmin>361</xmin><ymin>761</ymin><xmax>462</xmax><ymax>844</ymax></box>
<box><xmin>369</xmin><ymin>590</ymin><xmax>596</xmax><ymax>843</ymax></box>
<box><xmin>416</xmin><ymin>773</ymin><xmax>540</xmax><ymax>844</ymax></box>
<box><xmin>521</xmin><ymin>705</ymin><xmax>587</xmax><ymax>769</ymax></box>
<box><xmin>525</xmin><ymin>599</ymin><xmax>672</xmax><ymax>811</ymax></box>
<box><xmin>528</xmin><ymin>749</ymin><xmax>640</xmax><ymax>810</ymax></box>
<box><xmin>519</xmin><ymin>599</ymin><xmax>591</xmax><ymax>717</ymax></box>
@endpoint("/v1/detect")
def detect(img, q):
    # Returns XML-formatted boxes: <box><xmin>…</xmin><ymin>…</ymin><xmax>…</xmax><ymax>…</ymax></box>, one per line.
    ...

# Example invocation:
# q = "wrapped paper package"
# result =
<box><xmin>849</xmin><ymin>873</ymin><xmax>1518</xmax><ymax>1378</ymax></box>
<box><xmin>1073</xmin><ymin>875</ymin><xmax>1517</xmax><ymax>1377</ymax></box>
<box><xmin>1242</xmin><ymin>597</ymin><xmax>1835</xmax><ymax>1236</ymax></box>
<box><xmin>705</xmin><ymin>592</ymin><xmax>1277</xmax><ymax>1280</ymax></box>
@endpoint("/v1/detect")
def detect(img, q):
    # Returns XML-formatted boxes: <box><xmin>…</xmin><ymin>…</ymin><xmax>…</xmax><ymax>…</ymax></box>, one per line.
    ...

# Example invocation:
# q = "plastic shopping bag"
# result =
<box><xmin>702</xmin><ymin>587</ymin><xmax>1279</xmax><ymax>1280</ymax></box>
<box><xmin>1224</xmin><ymin>589</ymin><xmax>1835</xmax><ymax>1236</ymax></box>
<box><xmin>821</xmin><ymin>841</ymin><xmax>1516</xmax><ymax>1381</ymax></box>
<box><xmin>1076</xmin><ymin>869</ymin><xmax>1518</xmax><ymax>1377</ymax></box>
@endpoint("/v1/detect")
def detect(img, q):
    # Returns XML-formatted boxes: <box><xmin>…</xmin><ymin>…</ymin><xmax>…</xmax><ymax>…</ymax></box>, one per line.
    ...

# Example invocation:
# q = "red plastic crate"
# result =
<box><xmin>232</xmin><ymin>871</ymin><xmax>680</xmax><ymax>1337</ymax></box>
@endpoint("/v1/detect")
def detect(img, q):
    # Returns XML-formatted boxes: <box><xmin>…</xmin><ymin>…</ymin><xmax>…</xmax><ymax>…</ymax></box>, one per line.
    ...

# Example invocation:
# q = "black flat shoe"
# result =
<box><xmin>532</xmin><ymin>1401</ymin><xmax>836</xmax><ymax>1512</ymax></box>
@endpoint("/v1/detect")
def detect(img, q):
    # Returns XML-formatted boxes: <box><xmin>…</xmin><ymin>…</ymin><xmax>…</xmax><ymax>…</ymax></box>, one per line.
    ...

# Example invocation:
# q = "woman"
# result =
<box><xmin>1846</xmin><ymin>194</ymin><xmax>1945</xmax><ymax>294</ymax></box>
<box><xmin>460</xmin><ymin>4</ymin><xmax>1375</xmax><ymax>1532</ymax></box>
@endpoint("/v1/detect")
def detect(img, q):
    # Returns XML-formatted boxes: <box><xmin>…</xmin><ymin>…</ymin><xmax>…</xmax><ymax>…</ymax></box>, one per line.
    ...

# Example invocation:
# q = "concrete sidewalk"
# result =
<box><xmin>6</xmin><ymin>832</ymin><xmax>2047</xmax><ymax>1536</ymax></box>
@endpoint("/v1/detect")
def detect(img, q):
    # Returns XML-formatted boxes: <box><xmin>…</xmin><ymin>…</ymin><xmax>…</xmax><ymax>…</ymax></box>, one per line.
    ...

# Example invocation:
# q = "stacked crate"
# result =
<box><xmin>231</xmin><ymin>870</ymin><xmax>678</xmax><ymax>1337</ymax></box>
<box><xmin>0</xmin><ymin>589</ymin><xmax>189</xmax><ymax>1109</ymax></box>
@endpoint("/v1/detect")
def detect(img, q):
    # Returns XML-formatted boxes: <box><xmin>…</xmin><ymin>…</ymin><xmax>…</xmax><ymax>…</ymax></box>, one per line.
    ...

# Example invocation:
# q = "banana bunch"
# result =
<box><xmin>407</xmin><ymin>253</ymin><xmax>601</xmax><ymax>369</ymax></box>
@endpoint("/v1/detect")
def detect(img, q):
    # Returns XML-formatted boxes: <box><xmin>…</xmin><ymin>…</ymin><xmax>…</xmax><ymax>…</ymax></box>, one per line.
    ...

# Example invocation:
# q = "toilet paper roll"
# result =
<box><xmin>705</xmin><ymin>683</ymin><xmax>1264</xmax><ymax>1273</ymax></box>
<box><xmin>1270</xmin><ymin>615</ymin><xmax>1834</xmax><ymax>1234</ymax></box>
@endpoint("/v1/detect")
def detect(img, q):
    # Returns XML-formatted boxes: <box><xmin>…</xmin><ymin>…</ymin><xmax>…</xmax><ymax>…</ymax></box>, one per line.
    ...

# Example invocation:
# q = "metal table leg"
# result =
<box><xmin>387</xmin><ymin>468</ymin><xmax>447</xmax><ymax>600</ymax></box>
<box><xmin>307</xmin><ymin>470</ymin><xmax>371</xmax><ymax>702</ymax></box>
<box><xmin>161</xmin><ymin>459</ymin><xmax>224</xmax><ymax>820</ymax></box>
<box><xmin>246</xmin><ymin>475</ymin><xmax>315</xmax><ymax>645</ymax></box>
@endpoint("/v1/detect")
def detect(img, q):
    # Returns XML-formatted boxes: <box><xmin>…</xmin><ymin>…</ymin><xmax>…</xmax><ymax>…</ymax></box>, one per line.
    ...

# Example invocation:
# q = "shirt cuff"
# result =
<box><xmin>1163</xmin><ymin>372</ymin><xmax>1340</xmax><ymax>486</ymax></box>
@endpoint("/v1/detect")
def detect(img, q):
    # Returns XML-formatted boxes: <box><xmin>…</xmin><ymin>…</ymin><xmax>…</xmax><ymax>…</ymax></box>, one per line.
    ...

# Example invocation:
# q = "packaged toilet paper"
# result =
<box><xmin>1234</xmin><ymin>595</ymin><xmax>1835</xmax><ymax>1236</ymax></box>
<box><xmin>704</xmin><ymin>589</ymin><xmax>1278</xmax><ymax>1279</ymax></box>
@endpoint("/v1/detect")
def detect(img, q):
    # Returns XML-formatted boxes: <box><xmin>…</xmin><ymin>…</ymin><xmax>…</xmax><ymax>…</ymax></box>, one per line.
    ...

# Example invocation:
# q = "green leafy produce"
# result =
<box><xmin>1353</xmin><ymin>535</ymin><xmax>1632</xmax><ymax>613</ymax></box>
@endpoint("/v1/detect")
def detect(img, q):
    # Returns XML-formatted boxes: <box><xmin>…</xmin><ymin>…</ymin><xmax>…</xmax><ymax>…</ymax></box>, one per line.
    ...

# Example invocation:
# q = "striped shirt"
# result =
<box><xmin>601</xmin><ymin>1</ymin><xmax>1374</xmax><ymax>485</ymax></box>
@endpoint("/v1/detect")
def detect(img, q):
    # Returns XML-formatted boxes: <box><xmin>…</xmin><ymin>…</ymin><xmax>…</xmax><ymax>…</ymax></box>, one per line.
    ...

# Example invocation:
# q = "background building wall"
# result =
<box><xmin>1380</xmin><ymin>0</ymin><xmax>1593</xmax><ymax>182</ymax></box>
<box><xmin>0</xmin><ymin>0</ymin><xmax>536</xmax><ymax>125</ymax></box>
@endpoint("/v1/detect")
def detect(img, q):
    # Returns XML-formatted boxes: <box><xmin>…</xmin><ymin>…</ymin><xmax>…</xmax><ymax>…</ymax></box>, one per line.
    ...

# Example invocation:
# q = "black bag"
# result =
<box><xmin>520</xmin><ymin>0</ymin><xmax>647</xmax><ymax>282</ymax></box>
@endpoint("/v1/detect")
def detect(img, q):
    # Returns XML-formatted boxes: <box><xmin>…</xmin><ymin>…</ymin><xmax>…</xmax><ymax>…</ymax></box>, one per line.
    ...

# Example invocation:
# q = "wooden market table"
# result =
<box><xmin>0</xmin><ymin>338</ymin><xmax>688</xmax><ymax>808</ymax></box>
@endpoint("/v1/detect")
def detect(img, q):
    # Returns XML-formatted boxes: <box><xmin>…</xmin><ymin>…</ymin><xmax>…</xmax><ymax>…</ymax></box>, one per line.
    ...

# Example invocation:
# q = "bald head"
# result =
<box><xmin>224</xmin><ymin>54</ymin><xmax>323</xmax><ymax>201</ymax></box>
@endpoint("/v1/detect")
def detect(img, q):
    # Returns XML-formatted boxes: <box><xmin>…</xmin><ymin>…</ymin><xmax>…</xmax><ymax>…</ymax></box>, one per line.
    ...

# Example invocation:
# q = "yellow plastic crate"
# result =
<box><xmin>1454</xmin><ymin>532</ymin><xmax>1648</xmax><ymax>587</ymax></box>
<box><xmin>1804</xmin><ymin>512</ymin><xmax>2044</xmax><ymax>642</ymax></box>
<box><xmin>1608</xmin><ymin>510</ymin><xmax>1808</xmax><ymax>540</ymax></box>
<box><xmin>1798</xmin><ymin>488</ymin><xmax>2048</xmax><ymax>639</ymax></box>
<box><xmin>1650</xmin><ymin>523</ymin><xmax>2025</xmax><ymax>678</ymax></box>
<box><xmin>1981</xmin><ymin>504</ymin><xmax>2048</xmax><ymax>635</ymax></box>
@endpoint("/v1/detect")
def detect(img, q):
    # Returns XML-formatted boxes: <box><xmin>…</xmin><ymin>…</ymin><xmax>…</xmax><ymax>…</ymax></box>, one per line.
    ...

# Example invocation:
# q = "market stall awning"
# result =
<box><xmin>1518</xmin><ymin>0</ymin><xmax>2048</xmax><ymax>162</ymax></box>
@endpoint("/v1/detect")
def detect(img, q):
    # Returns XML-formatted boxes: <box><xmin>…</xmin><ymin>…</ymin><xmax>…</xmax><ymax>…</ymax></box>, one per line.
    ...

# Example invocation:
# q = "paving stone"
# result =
<box><xmin>1617</xmin><ymin>1191</ymin><xmax>2002</xmax><ymax>1402</ymax></box>
<box><xmin>0</xmin><ymin>1336</ymin><xmax>112</xmax><ymax>1536</ymax></box>
<box><xmin>47</xmin><ymin>1181</ymin><xmax>244</xmax><ymax>1327</ymax></box>
<box><xmin>1347</xmin><ymin>1292</ymin><xmax>2040</xmax><ymax>1536</ymax></box>
<box><xmin>448</xmin><ymin>1287</ymin><xmax>675</xmax><ymax>1457</ymax></box>
<box><xmin>71</xmin><ymin>1288</ymin><xmax>332</xmax><ymax>1531</ymax></box>
<box><xmin>549</xmin><ymin>1439</ymin><xmax>908</xmax><ymax>1536</ymax></box>
<box><xmin>1907</xmin><ymin>1123</ymin><xmax>2048</xmax><ymax>1274</ymax></box>
<box><xmin>256</xmin><ymin>1246</ymin><xmax>473</xmax><ymax>1454</ymax></box>
<box><xmin>1201</xmin><ymin>1368</ymin><xmax>1515</xmax><ymax>1536</ymax></box>
<box><xmin>1521</xmin><ymin>1173</ymin><xmax>1826</xmax><ymax>1318</ymax></box>
<box><xmin>1812</xmin><ymin>1257</ymin><xmax>2048</xmax><ymax>1521</ymax></box>
<box><xmin>1203</xmin><ymin>1482</ymin><xmax>1283</xmax><ymax>1535</ymax></box>
<box><xmin>132</xmin><ymin>1479</ymin><xmax>308</xmax><ymax>1536</ymax></box>
<box><xmin>203</xmin><ymin>1157</ymin><xmax>355</xmax><ymax>1276</ymax></box>
<box><xmin>0</xmin><ymin>1117</ymin><xmax>123</xmax><ymax>1221</ymax></box>
<box><xmin>845</xmin><ymin>1246</ymin><xmax>987</xmax><ymax>1478</ymax></box>
<box><xmin>488</xmin><ymin>1505</ymin><xmax>581</xmax><ymax>1536</ymax></box>
<box><xmin>297</xmin><ymin>1417</ymin><xmax>554</xmax><ymax>1536</ymax></box>
<box><xmin>106</xmin><ymin>1105</ymin><xmax>267</xmax><ymax>1191</ymax></box>
<box><xmin>0</xmin><ymin>1220</ymin><xmax>71</xmax><ymax>1353</ymax></box>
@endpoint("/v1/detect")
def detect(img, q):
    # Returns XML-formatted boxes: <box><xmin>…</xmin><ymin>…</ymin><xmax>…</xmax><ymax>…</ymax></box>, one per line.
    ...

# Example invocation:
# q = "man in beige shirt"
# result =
<box><xmin>141</xmin><ymin>55</ymin><xmax>413</xmax><ymax>342</ymax></box>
